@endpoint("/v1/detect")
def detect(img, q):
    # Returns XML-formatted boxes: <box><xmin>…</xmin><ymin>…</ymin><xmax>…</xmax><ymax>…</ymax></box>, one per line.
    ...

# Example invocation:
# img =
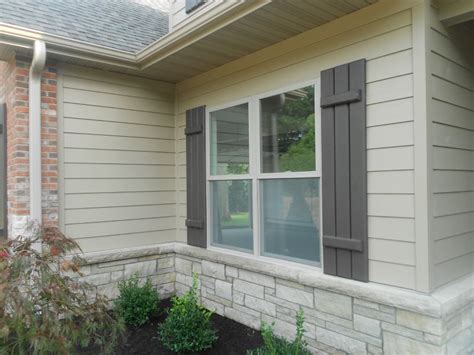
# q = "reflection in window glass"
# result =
<box><xmin>260</xmin><ymin>86</ymin><xmax>315</xmax><ymax>173</ymax></box>
<box><xmin>210</xmin><ymin>103</ymin><xmax>249</xmax><ymax>175</ymax></box>
<box><xmin>261</xmin><ymin>178</ymin><xmax>320</xmax><ymax>264</ymax></box>
<box><xmin>210</xmin><ymin>180</ymin><xmax>253</xmax><ymax>252</ymax></box>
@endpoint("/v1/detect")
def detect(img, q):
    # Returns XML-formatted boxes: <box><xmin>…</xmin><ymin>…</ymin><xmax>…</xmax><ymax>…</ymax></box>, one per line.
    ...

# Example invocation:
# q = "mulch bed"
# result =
<box><xmin>81</xmin><ymin>299</ymin><xmax>264</xmax><ymax>354</ymax></box>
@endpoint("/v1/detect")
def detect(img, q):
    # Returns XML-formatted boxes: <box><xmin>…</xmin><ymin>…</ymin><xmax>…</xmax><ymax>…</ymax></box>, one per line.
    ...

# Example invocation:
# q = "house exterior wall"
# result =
<box><xmin>57</xmin><ymin>64</ymin><xmax>177</xmax><ymax>253</ymax></box>
<box><xmin>0</xmin><ymin>55</ymin><xmax>59</xmax><ymax>237</ymax></box>
<box><xmin>428</xmin><ymin>6</ymin><xmax>474</xmax><ymax>289</ymax></box>
<box><xmin>176</xmin><ymin>3</ymin><xmax>421</xmax><ymax>290</ymax></box>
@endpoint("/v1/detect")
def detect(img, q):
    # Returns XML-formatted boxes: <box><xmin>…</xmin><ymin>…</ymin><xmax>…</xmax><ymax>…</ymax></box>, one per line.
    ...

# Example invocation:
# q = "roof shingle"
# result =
<box><xmin>0</xmin><ymin>0</ymin><xmax>169</xmax><ymax>53</ymax></box>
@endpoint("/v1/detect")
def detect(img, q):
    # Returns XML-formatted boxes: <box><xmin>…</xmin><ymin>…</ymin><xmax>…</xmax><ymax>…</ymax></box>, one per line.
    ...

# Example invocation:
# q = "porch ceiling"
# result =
<box><xmin>2</xmin><ymin>0</ymin><xmax>377</xmax><ymax>83</ymax></box>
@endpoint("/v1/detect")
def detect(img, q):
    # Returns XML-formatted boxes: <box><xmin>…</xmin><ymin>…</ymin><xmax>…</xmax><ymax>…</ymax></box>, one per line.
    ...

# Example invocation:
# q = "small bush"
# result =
<box><xmin>114</xmin><ymin>273</ymin><xmax>159</xmax><ymax>327</ymax></box>
<box><xmin>247</xmin><ymin>309</ymin><xmax>311</xmax><ymax>355</ymax></box>
<box><xmin>159</xmin><ymin>273</ymin><xmax>217</xmax><ymax>353</ymax></box>
<box><xmin>0</xmin><ymin>225</ymin><xmax>125</xmax><ymax>354</ymax></box>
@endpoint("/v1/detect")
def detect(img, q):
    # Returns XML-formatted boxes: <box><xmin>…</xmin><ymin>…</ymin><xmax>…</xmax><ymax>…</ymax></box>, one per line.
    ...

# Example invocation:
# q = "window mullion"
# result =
<box><xmin>250</xmin><ymin>98</ymin><xmax>260</xmax><ymax>257</ymax></box>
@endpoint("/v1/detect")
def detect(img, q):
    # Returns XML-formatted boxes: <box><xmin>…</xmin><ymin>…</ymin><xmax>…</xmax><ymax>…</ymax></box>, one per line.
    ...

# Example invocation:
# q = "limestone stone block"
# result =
<box><xmin>447</xmin><ymin>328</ymin><xmax>472</xmax><ymax>354</ymax></box>
<box><xmin>354</xmin><ymin>305</ymin><xmax>395</xmax><ymax>323</ymax></box>
<box><xmin>239</xmin><ymin>269</ymin><xmax>275</xmax><ymax>288</ymax></box>
<box><xmin>226</xmin><ymin>266</ymin><xmax>238</xmax><ymax>278</ymax></box>
<box><xmin>192</xmin><ymin>262</ymin><xmax>202</xmax><ymax>274</ymax></box>
<box><xmin>234</xmin><ymin>279</ymin><xmax>264</xmax><ymax>298</ymax></box>
<box><xmin>83</xmin><ymin>272</ymin><xmax>111</xmax><ymax>286</ymax></box>
<box><xmin>215</xmin><ymin>279</ymin><xmax>233</xmax><ymax>300</ymax></box>
<box><xmin>316</xmin><ymin>327</ymin><xmax>367</xmax><ymax>355</ymax></box>
<box><xmin>397</xmin><ymin>310</ymin><xmax>442</xmax><ymax>335</ymax></box>
<box><xmin>326</xmin><ymin>322</ymin><xmax>382</xmax><ymax>347</ymax></box>
<box><xmin>381</xmin><ymin>322</ymin><xmax>424</xmax><ymax>341</ymax></box>
<box><xmin>202</xmin><ymin>297</ymin><xmax>225</xmax><ymax>315</ymax></box>
<box><xmin>245</xmin><ymin>295</ymin><xmax>276</xmax><ymax>316</ymax></box>
<box><xmin>158</xmin><ymin>257</ymin><xmax>174</xmax><ymax>269</ymax></box>
<box><xmin>225</xmin><ymin>306</ymin><xmax>260</xmax><ymax>330</ymax></box>
<box><xmin>276</xmin><ymin>284</ymin><xmax>313</xmax><ymax>307</ymax></box>
<box><xmin>233</xmin><ymin>290</ymin><xmax>245</xmax><ymax>305</ymax></box>
<box><xmin>175</xmin><ymin>257</ymin><xmax>192</xmax><ymax>274</ymax></box>
<box><xmin>202</xmin><ymin>260</ymin><xmax>225</xmax><ymax>280</ymax></box>
<box><xmin>124</xmin><ymin>260</ymin><xmax>156</xmax><ymax>277</ymax></box>
<box><xmin>314</xmin><ymin>288</ymin><xmax>352</xmax><ymax>320</ymax></box>
<box><xmin>262</xmin><ymin>315</ymin><xmax>297</xmax><ymax>340</ymax></box>
<box><xmin>354</xmin><ymin>314</ymin><xmax>381</xmax><ymax>338</ymax></box>
<box><xmin>383</xmin><ymin>331</ymin><xmax>441</xmax><ymax>354</ymax></box>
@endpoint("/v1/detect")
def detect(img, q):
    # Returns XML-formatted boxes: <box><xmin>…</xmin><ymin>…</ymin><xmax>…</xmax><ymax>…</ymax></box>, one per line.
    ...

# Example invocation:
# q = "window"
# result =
<box><xmin>207</xmin><ymin>82</ymin><xmax>321</xmax><ymax>266</ymax></box>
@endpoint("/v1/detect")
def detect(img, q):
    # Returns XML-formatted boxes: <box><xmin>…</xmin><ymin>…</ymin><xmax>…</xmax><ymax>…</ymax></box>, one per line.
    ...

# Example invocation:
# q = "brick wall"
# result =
<box><xmin>0</xmin><ymin>53</ymin><xmax>58</xmax><ymax>236</ymax></box>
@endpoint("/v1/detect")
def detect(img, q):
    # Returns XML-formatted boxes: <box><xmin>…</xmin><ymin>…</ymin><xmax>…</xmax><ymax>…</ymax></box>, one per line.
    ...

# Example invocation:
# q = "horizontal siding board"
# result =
<box><xmin>65</xmin><ymin>164</ymin><xmax>175</xmax><ymax>179</ymax></box>
<box><xmin>63</xmin><ymin>88</ymin><xmax>174</xmax><ymax>114</ymax></box>
<box><xmin>76</xmin><ymin>230</ymin><xmax>176</xmax><ymax>253</ymax></box>
<box><xmin>368</xmin><ymin>239</ymin><xmax>415</xmax><ymax>265</ymax></box>
<box><xmin>65</xmin><ymin>178</ymin><xmax>175</xmax><ymax>194</ymax></box>
<box><xmin>433</xmin><ymin>170</ymin><xmax>474</xmax><ymax>193</ymax></box>
<box><xmin>433</xmin><ymin>123</ymin><xmax>474</xmax><ymax>151</ymax></box>
<box><xmin>434</xmin><ymin>253</ymin><xmax>474</xmax><ymax>288</ymax></box>
<box><xmin>64</xmin><ymin>103</ymin><xmax>174</xmax><ymax>127</ymax></box>
<box><xmin>433</xmin><ymin>147</ymin><xmax>473</xmax><ymax>171</ymax></box>
<box><xmin>433</xmin><ymin>192</ymin><xmax>474</xmax><ymax>217</ymax></box>
<box><xmin>65</xmin><ymin>191</ymin><xmax>176</xmax><ymax>209</ymax></box>
<box><xmin>430</xmin><ymin>52</ymin><xmax>473</xmax><ymax>90</ymax></box>
<box><xmin>64</xmin><ymin>118</ymin><xmax>175</xmax><ymax>139</ymax></box>
<box><xmin>431</xmin><ymin>76</ymin><xmax>473</xmax><ymax>110</ymax></box>
<box><xmin>368</xmin><ymin>260</ymin><xmax>415</xmax><ymax>289</ymax></box>
<box><xmin>431</xmin><ymin>99</ymin><xmax>474</xmax><ymax>130</ymax></box>
<box><xmin>66</xmin><ymin>217</ymin><xmax>176</xmax><ymax>239</ymax></box>
<box><xmin>366</xmin><ymin>98</ymin><xmax>413</xmax><ymax>127</ymax></box>
<box><xmin>430</xmin><ymin>28</ymin><xmax>472</xmax><ymax>69</ymax></box>
<box><xmin>65</xmin><ymin>204</ymin><xmax>176</xmax><ymax>224</ymax></box>
<box><xmin>433</xmin><ymin>212</ymin><xmax>474</xmax><ymax>240</ymax></box>
<box><xmin>367</xmin><ymin>171</ymin><xmax>414</xmax><ymax>194</ymax></box>
<box><xmin>64</xmin><ymin>133</ymin><xmax>174</xmax><ymax>152</ymax></box>
<box><xmin>367</xmin><ymin>122</ymin><xmax>414</xmax><ymax>149</ymax></box>
<box><xmin>434</xmin><ymin>232</ymin><xmax>474</xmax><ymax>264</ymax></box>
<box><xmin>366</xmin><ymin>74</ymin><xmax>413</xmax><ymax>105</ymax></box>
<box><xmin>367</xmin><ymin>146</ymin><xmax>414</xmax><ymax>171</ymax></box>
<box><xmin>366</xmin><ymin>49</ymin><xmax>412</xmax><ymax>83</ymax></box>
<box><xmin>368</xmin><ymin>216</ymin><xmax>415</xmax><ymax>242</ymax></box>
<box><xmin>65</xmin><ymin>149</ymin><xmax>174</xmax><ymax>165</ymax></box>
<box><xmin>368</xmin><ymin>194</ymin><xmax>415</xmax><ymax>218</ymax></box>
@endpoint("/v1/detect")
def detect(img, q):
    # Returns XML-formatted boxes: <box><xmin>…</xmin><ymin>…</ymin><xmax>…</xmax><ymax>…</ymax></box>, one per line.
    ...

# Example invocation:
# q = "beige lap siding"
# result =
<box><xmin>176</xmin><ymin>7</ymin><xmax>418</xmax><ymax>289</ymax></box>
<box><xmin>429</xmin><ymin>11</ymin><xmax>474</xmax><ymax>288</ymax></box>
<box><xmin>58</xmin><ymin>64</ymin><xmax>177</xmax><ymax>253</ymax></box>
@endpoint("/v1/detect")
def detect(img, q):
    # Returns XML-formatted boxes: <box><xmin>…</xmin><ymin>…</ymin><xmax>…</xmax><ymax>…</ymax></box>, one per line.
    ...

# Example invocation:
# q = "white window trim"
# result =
<box><xmin>205</xmin><ymin>79</ymin><xmax>323</xmax><ymax>269</ymax></box>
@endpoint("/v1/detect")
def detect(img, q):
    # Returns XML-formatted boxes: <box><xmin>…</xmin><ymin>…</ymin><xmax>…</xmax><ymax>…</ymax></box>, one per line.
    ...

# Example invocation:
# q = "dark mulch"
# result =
<box><xmin>82</xmin><ymin>299</ymin><xmax>264</xmax><ymax>355</ymax></box>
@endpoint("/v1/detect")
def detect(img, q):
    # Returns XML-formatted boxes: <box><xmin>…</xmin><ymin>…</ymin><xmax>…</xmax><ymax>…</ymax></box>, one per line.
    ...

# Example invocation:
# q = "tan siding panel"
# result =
<box><xmin>368</xmin><ymin>216</ymin><xmax>415</xmax><ymax>242</ymax></box>
<box><xmin>368</xmin><ymin>171</ymin><xmax>414</xmax><ymax>194</ymax></box>
<box><xmin>366</xmin><ymin>98</ymin><xmax>413</xmax><ymax>127</ymax></box>
<box><xmin>65</xmin><ymin>204</ymin><xmax>176</xmax><ymax>224</ymax></box>
<box><xmin>366</xmin><ymin>49</ymin><xmax>412</xmax><ymax>83</ymax></box>
<box><xmin>65</xmin><ymin>178</ymin><xmax>175</xmax><ymax>194</ymax></box>
<box><xmin>431</xmin><ymin>76</ymin><xmax>473</xmax><ymax>110</ymax></box>
<box><xmin>65</xmin><ymin>191</ymin><xmax>176</xmax><ymax>209</ymax></box>
<box><xmin>64</xmin><ymin>133</ymin><xmax>174</xmax><ymax>152</ymax></box>
<box><xmin>369</xmin><ymin>239</ymin><xmax>415</xmax><ymax>266</ymax></box>
<box><xmin>433</xmin><ymin>212</ymin><xmax>474</xmax><ymax>241</ymax></box>
<box><xmin>65</xmin><ymin>149</ymin><xmax>174</xmax><ymax>165</ymax></box>
<box><xmin>367</xmin><ymin>122</ymin><xmax>414</xmax><ymax>149</ymax></box>
<box><xmin>430</xmin><ymin>28</ymin><xmax>472</xmax><ymax>69</ymax></box>
<box><xmin>77</xmin><ymin>230</ymin><xmax>176</xmax><ymax>253</ymax></box>
<box><xmin>368</xmin><ymin>194</ymin><xmax>415</xmax><ymax>218</ymax></box>
<box><xmin>433</xmin><ymin>123</ymin><xmax>474</xmax><ymax>150</ymax></box>
<box><xmin>64</xmin><ymin>118</ymin><xmax>175</xmax><ymax>139</ymax></box>
<box><xmin>433</xmin><ymin>147</ymin><xmax>473</xmax><ymax>171</ymax></box>
<box><xmin>434</xmin><ymin>232</ymin><xmax>474</xmax><ymax>264</ymax></box>
<box><xmin>431</xmin><ymin>99</ymin><xmax>474</xmax><ymax>130</ymax></box>
<box><xmin>367</xmin><ymin>146</ymin><xmax>414</xmax><ymax>171</ymax></box>
<box><xmin>434</xmin><ymin>253</ymin><xmax>474</xmax><ymax>288</ymax></box>
<box><xmin>64</xmin><ymin>103</ymin><xmax>174</xmax><ymax>127</ymax></box>
<box><xmin>433</xmin><ymin>170</ymin><xmax>474</xmax><ymax>193</ymax></box>
<box><xmin>430</xmin><ymin>52</ymin><xmax>473</xmax><ymax>90</ymax></box>
<box><xmin>433</xmin><ymin>192</ymin><xmax>474</xmax><ymax>217</ymax></box>
<box><xmin>368</xmin><ymin>260</ymin><xmax>416</xmax><ymax>289</ymax></box>
<box><xmin>65</xmin><ymin>164</ymin><xmax>175</xmax><ymax>179</ymax></box>
<box><xmin>366</xmin><ymin>75</ymin><xmax>413</xmax><ymax>105</ymax></box>
<box><xmin>66</xmin><ymin>217</ymin><xmax>176</xmax><ymax>239</ymax></box>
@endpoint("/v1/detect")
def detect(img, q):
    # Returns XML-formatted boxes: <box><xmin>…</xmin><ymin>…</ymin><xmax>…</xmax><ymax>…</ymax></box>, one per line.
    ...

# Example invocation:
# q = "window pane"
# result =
<box><xmin>260</xmin><ymin>86</ymin><xmax>315</xmax><ymax>173</ymax></box>
<box><xmin>210</xmin><ymin>103</ymin><xmax>249</xmax><ymax>175</ymax></box>
<box><xmin>210</xmin><ymin>180</ymin><xmax>253</xmax><ymax>252</ymax></box>
<box><xmin>261</xmin><ymin>178</ymin><xmax>320</xmax><ymax>264</ymax></box>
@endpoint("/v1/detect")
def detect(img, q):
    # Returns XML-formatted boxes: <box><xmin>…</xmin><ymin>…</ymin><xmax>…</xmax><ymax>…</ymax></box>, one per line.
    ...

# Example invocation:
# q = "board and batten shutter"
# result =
<box><xmin>185</xmin><ymin>106</ymin><xmax>207</xmax><ymax>248</ymax></box>
<box><xmin>320</xmin><ymin>59</ymin><xmax>368</xmax><ymax>282</ymax></box>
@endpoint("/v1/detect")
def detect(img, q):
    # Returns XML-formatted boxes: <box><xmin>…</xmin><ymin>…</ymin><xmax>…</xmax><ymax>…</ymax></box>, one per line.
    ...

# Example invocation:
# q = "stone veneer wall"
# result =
<box><xmin>81</xmin><ymin>243</ymin><xmax>473</xmax><ymax>355</ymax></box>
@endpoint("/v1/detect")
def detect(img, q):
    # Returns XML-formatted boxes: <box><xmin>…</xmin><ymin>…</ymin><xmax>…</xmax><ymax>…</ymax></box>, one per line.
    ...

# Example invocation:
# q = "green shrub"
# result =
<box><xmin>247</xmin><ymin>309</ymin><xmax>311</xmax><ymax>355</ymax></box>
<box><xmin>114</xmin><ymin>273</ymin><xmax>159</xmax><ymax>327</ymax></box>
<box><xmin>159</xmin><ymin>273</ymin><xmax>217</xmax><ymax>353</ymax></box>
<box><xmin>0</xmin><ymin>225</ymin><xmax>125</xmax><ymax>355</ymax></box>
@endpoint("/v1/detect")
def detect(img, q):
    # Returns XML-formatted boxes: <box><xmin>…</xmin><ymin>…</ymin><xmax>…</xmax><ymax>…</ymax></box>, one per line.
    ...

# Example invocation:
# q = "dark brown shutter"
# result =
<box><xmin>185</xmin><ymin>106</ymin><xmax>207</xmax><ymax>248</ymax></box>
<box><xmin>320</xmin><ymin>59</ymin><xmax>368</xmax><ymax>282</ymax></box>
<box><xmin>185</xmin><ymin>0</ymin><xmax>204</xmax><ymax>13</ymax></box>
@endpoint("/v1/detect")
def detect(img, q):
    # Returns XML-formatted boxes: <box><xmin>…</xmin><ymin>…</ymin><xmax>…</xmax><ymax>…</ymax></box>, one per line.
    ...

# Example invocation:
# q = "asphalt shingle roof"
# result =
<box><xmin>0</xmin><ymin>0</ymin><xmax>169</xmax><ymax>53</ymax></box>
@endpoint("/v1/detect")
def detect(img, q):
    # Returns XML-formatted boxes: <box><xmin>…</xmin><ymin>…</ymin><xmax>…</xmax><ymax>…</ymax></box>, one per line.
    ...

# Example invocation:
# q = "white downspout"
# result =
<box><xmin>29</xmin><ymin>40</ymin><xmax>46</xmax><ymax>226</ymax></box>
